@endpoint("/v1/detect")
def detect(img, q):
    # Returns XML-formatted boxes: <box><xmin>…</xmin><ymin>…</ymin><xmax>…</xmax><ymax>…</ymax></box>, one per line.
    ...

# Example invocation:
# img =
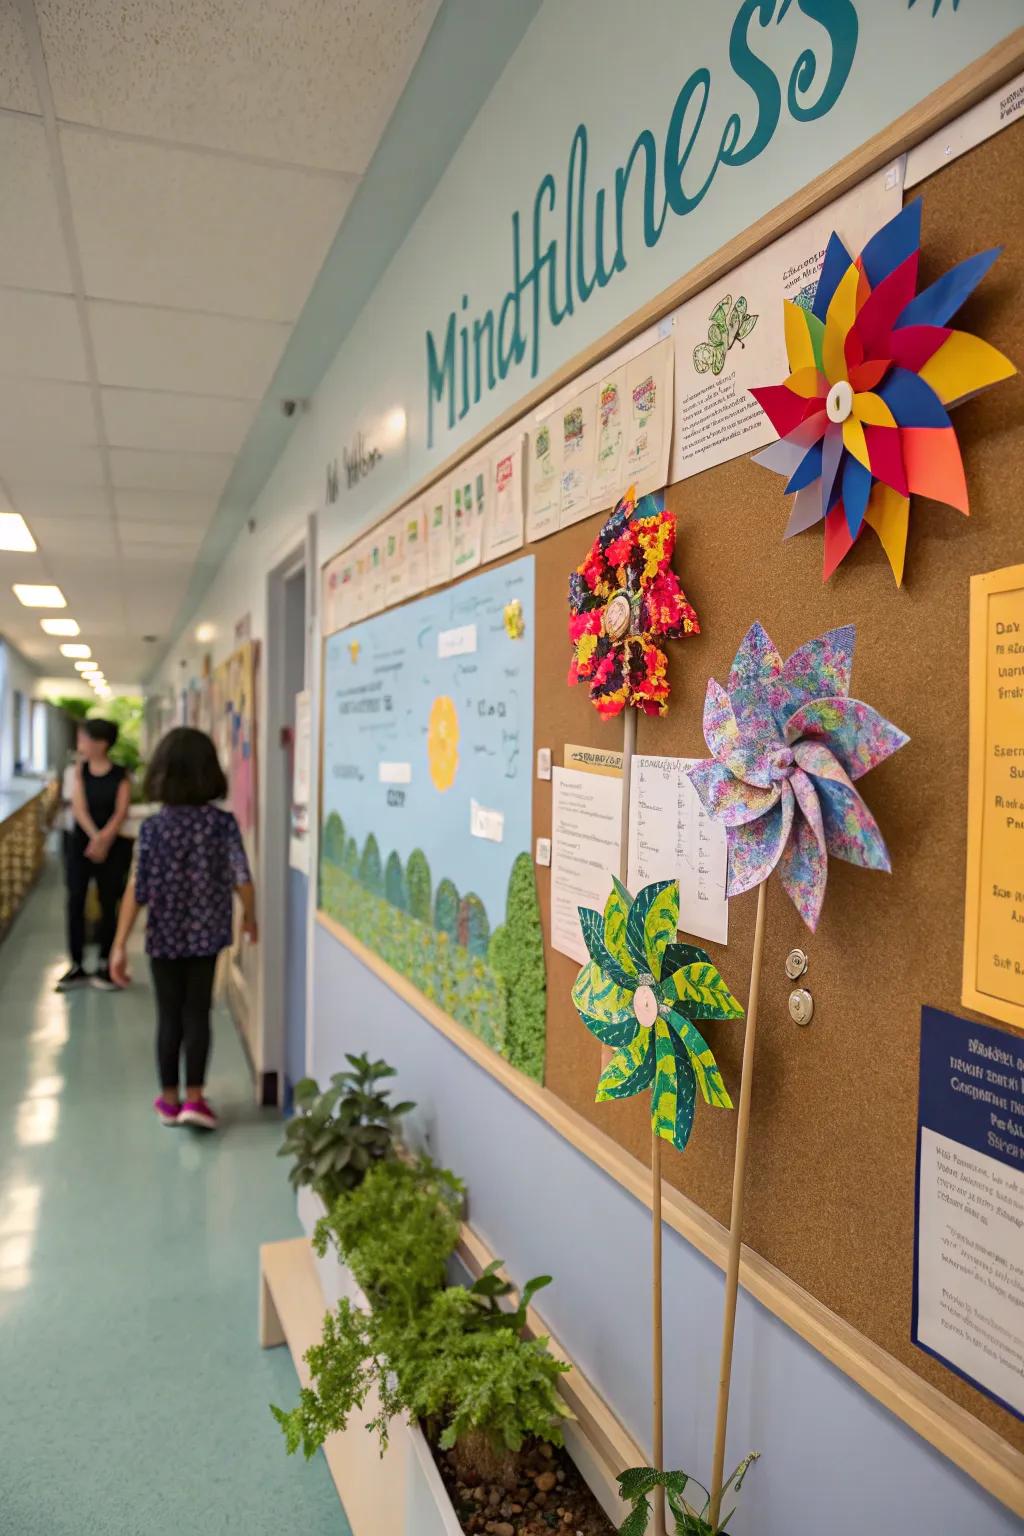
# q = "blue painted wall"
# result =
<box><xmin>313</xmin><ymin>926</ymin><xmax>1019</xmax><ymax>1536</ymax></box>
<box><xmin>285</xmin><ymin>869</ymin><xmax>309</xmax><ymax>1100</ymax></box>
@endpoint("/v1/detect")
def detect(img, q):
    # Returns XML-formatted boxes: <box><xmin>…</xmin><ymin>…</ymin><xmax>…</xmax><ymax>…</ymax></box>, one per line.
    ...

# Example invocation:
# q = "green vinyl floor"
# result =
<box><xmin>0</xmin><ymin>859</ymin><xmax>349</xmax><ymax>1535</ymax></box>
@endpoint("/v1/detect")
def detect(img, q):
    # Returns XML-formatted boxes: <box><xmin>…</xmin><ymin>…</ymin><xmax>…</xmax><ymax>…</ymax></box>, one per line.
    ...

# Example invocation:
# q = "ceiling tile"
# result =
<box><xmin>88</xmin><ymin>301</ymin><xmax>289</xmax><ymax>398</ymax></box>
<box><xmin>0</xmin><ymin>116</ymin><xmax>72</xmax><ymax>291</ymax></box>
<box><xmin>0</xmin><ymin>378</ymin><xmax>96</xmax><ymax>444</ymax></box>
<box><xmin>0</xmin><ymin>290</ymin><xmax>87</xmax><ymax>382</ymax></box>
<box><xmin>114</xmin><ymin>488</ymin><xmax>218</xmax><ymax>524</ymax></box>
<box><xmin>118</xmin><ymin>521</ymin><xmax>205</xmax><ymax>548</ymax></box>
<box><xmin>101</xmin><ymin>388</ymin><xmax>255</xmax><ymax>454</ymax></box>
<box><xmin>109</xmin><ymin>448</ymin><xmax>233</xmax><ymax>494</ymax></box>
<box><xmin>0</xmin><ymin>1</ymin><xmax>39</xmax><ymax>112</ymax></box>
<box><xmin>62</xmin><ymin>129</ymin><xmax>354</xmax><ymax>321</ymax></box>
<box><xmin>36</xmin><ymin>0</ymin><xmax>440</xmax><ymax>174</ymax></box>
<box><xmin>29</xmin><ymin>515</ymin><xmax>116</xmax><ymax>550</ymax></box>
<box><xmin>7</xmin><ymin>484</ymin><xmax>110</xmax><ymax>521</ymax></box>
<box><xmin>0</xmin><ymin>444</ymin><xmax>105</xmax><ymax>486</ymax></box>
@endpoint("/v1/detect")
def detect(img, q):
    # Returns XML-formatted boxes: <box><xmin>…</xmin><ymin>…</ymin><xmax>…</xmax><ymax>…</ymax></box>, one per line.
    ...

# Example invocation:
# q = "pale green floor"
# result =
<box><xmin>0</xmin><ymin>860</ymin><xmax>350</xmax><ymax>1536</ymax></box>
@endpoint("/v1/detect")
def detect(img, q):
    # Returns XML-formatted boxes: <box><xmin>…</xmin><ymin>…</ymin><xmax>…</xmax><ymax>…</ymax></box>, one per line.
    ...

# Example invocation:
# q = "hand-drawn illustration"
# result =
<box><xmin>320</xmin><ymin>559</ymin><xmax>546</xmax><ymax>1079</ymax></box>
<box><xmin>692</xmin><ymin>293</ymin><xmax>759</xmax><ymax>376</ymax></box>
<box><xmin>597</xmin><ymin>378</ymin><xmax>624</xmax><ymax>466</ymax></box>
<box><xmin>503</xmin><ymin>598</ymin><xmax>525</xmax><ymax>640</ymax></box>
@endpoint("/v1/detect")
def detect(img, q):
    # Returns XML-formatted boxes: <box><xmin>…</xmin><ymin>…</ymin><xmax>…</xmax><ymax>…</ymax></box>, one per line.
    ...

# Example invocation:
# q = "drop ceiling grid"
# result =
<box><xmin>0</xmin><ymin>0</ymin><xmax>441</xmax><ymax>679</ymax></box>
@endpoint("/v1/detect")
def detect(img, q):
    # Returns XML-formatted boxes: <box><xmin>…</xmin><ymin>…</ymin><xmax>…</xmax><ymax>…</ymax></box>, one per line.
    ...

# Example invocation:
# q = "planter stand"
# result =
<box><xmin>260</xmin><ymin>1198</ymin><xmax>638</xmax><ymax>1536</ymax></box>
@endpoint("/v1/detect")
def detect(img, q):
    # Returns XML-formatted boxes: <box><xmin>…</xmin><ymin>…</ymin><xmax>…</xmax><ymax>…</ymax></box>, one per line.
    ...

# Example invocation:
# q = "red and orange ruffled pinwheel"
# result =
<box><xmin>567</xmin><ymin>485</ymin><xmax>699</xmax><ymax>720</ymax></box>
<box><xmin>750</xmin><ymin>198</ymin><xmax>1015</xmax><ymax>585</ymax></box>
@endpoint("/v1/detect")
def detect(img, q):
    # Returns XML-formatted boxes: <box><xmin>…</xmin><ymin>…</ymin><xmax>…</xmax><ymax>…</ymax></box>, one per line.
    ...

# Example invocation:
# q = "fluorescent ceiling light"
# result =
<box><xmin>195</xmin><ymin>622</ymin><xmax>215</xmax><ymax>644</ymax></box>
<box><xmin>75</xmin><ymin>661</ymin><xmax>97</xmax><ymax>672</ymax></box>
<box><xmin>0</xmin><ymin>514</ymin><xmax>36</xmax><ymax>552</ymax></box>
<box><xmin>40</xmin><ymin>618</ymin><xmax>80</xmax><ymax>637</ymax></box>
<box><xmin>13</xmin><ymin>584</ymin><xmax>66</xmax><ymax>608</ymax></box>
<box><xmin>59</xmin><ymin>643</ymin><xmax>91</xmax><ymax>658</ymax></box>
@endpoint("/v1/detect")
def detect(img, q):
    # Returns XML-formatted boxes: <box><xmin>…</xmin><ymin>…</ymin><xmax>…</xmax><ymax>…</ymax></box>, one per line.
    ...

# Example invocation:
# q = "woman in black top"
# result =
<box><xmin>57</xmin><ymin>719</ymin><xmax>133</xmax><ymax>992</ymax></box>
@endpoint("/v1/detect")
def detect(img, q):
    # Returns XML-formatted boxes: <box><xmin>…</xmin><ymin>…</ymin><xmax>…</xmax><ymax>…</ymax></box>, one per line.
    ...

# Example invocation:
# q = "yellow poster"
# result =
<box><xmin>962</xmin><ymin>563</ymin><xmax>1024</xmax><ymax>1031</ymax></box>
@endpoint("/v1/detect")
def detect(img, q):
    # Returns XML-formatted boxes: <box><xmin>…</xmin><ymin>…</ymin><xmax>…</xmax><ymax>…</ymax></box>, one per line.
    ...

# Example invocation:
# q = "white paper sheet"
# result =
<box><xmin>425</xmin><ymin>483</ymin><xmax>452</xmax><ymax>588</ymax></box>
<box><xmin>589</xmin><ymin>363</ymin><xmax>628</xmax><ymax>510</ymax></box>
<box><xmin>621</xmin><ymin>336</ymin><xmax>674</xmax><ymax>500</ymax></box>
<box><xmin>526</xmin><ymin>411</ymin><xmax>563</xmax><ymax>542</ymax></box>
<box><xmin>627</xmin><ymin>754</ymin><xmax>729</xmax><ymax>946</ymax></box>
<box><xmin>452</xmin><ymin>457</ymin><xmax>488</xmax><ymax>575</ymax></box>
<box><xmin>671</xmin><ymin>164</ymin><xmax>904</xmax><ymax>483</ymax></box>
<box><xmin>403</xmin><ymin>500</ymin><xmax>429</xmax><ymax>598</ymax></box>
<box><xmin>383</xmin><ymin>510</ymin><xmax>406</xmax><ymax>606</ymax></box>
<box><xmin>558</xmin><ymin>383</ymin><xmax>598</xmax><ymax>529</ymax></box>
<box><xmin>550</xmin><ymin>765</ymin><xmax>623</xmax><ymax>965</ymax></box>
<box><xmin>483</xmin><ymin>434</ymin><xmax>526</xmax><ymax>561</ymax></box>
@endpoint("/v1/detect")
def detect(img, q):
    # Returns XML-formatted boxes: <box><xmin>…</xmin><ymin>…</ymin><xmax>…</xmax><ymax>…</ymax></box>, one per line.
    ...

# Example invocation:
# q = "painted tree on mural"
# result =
<box><xmin>359</xmin><ymin>833</ymin><xmax>384</xmax><ymax>897</ymax></box>
<box><xmin>406</xmin><ymin>849</ymin><xmax>432</xmax><ymax>924</ymax></box>
<box><xmin>385</xmin><ymin>850</ymin><xmax>409</xmax><ymax>912</ymax></box>
<box><xmin>457</xmin><ymin>893</ymin><xmax>490</xmax><ymax>958</ymax></box>
<box><xmin>433</xmin><ymin>878</ymin><xmax>460</xmax><ymax>940</ymax></box>
<box><xmin>489</xmin><ymin>853</ymin><xmax>546</xmax><ymax>1082</ymax></box>
<box><xmin>323</xmin><ymin>811</ymin><xmax>346</xmax><ymax>866</ymax></box>
<box><xmin>342</xmin><ymin>837</ymin><xmax>359</xmax><ymax>876</ymax></box>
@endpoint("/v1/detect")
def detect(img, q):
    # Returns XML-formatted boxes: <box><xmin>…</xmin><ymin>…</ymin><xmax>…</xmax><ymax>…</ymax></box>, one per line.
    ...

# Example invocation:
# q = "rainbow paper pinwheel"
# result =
<box><xmin>686</xmin><ymin>623</ymin><xmax>909</xmax><ymax>931</ymax></box>
<box><xmin>568</xmin><ymin>485</ymin><xmax>699</xmax><ymax>719</ymax></box>
<box><xmin>571</xmin><ymin>878</ymin><xmax>743</xmax><ymax>1152</ymax></box>
<box><xmin>750</xmin><ymin>198</ymin><xmax>1015</xmax><ymax>584</ymax></box>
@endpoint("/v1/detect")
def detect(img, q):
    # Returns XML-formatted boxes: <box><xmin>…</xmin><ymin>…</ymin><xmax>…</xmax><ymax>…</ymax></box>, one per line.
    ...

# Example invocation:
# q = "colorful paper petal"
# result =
<box><xmin>788</xmin><ymin>702</ymin><xmax>910</xmax><ymax>781</ymax></box>
<box><xmin>652</xmin><ymin>1019</ymin><xmax>695</xmax><ymax>1152</ymax></box>
<box><xmin>851</xmin><ymin>252</ymin><xmax>919</xmax><ymax>356</ymax></box>
<box><xmin>887</xmin><ymin>323</ymin><xmax>950</xmax><ymax>374</ymax></box>
<box><xmin>823</xmin><ymin>264</ymin><xmax>861</xmax><ymax>383</ymax></box>
<box><xmin>897</xmin><ymin>246</ymin><xmax>1002</xmax><ymax>328</ymax></box>
<box><xmin>822</xmin><ymin>503</ymin><xmax>858</xmax><ymax>580</ymax></box>
<box><xmin>778</xmin><ymin>767</ymin><xmax>828</xmax><ymax>930</ymax></box>
<box><xmin>878</xmin><ymin>367</ymin><xmax>951</xmax><ymax>428</ymax></box>
<box><xmin>820</xmin><ymin>425</ymin><xmax>845</xmax><ymax>519</ymax></box>
<box><xmin>863</xmin><ymin>482</ymin><xmax>910</xmax><ymax>585</ymax></box>
<box><xmin>659</xmin><ymin>960</ymin><xmax>744</xmax><ymax>1021</ymax></box>
<box><xmin>784</xmin><ymin>301</ymin><xmax>819</xmax><ymax>373</ymax></box>
<box><xmin>902</xmin><ymin>426</ymin><xmax>968</xmax><ymax>514</ymax></box>
<box><xmin>596</xmin><ymin>1030</ymin><xmax>655</xmax><ymax>1101</ymax></box>
<box><xmin>780</xmin><ymin>625</ymin><xmax>854</xmax><ymax>708</ymax></box>
<box><xmin>918</xmin><ymin>330</ymin><xmax>1017</xmax><ymax>407</ymax></box>
<box><xmin>662</xmin><ymin>941</ymin><xmax>714</xmax><ymax>975</ymax></box>
<box><xmin>624</xmin><ymin>879</ymin><xmax>677</xmax><ymax>980</ymax></box>
<box><xmin>672</xmin><ymin>1016</ymin><xmax>733</xmax><ymax>1108</ymax></box>
<box><xmin>812</xmin><ymin>230</ymin><xmax>853</xmax><ymax>320</ymax></box>
<box><xmin>703</xmin><ymin>678</ymin><xmax>777</xmax><ymax>788</ymax></box>
<box><xmin>604</xmin><ymin>879</ymin><xmax>637</xmax><ymax>977</ymax></box>
<box><xmin>749</xmin><ymin>384</ymin><xmax>816</xmax><ymax>439</ymax></box>
<box><xmin>726</xmin><ymin>621</ymin><xmax>783</xmax><ymax>713</ymax></box>
<box><xmin>814</xmin><ymin>773</ymin><xmax>893</xmax><ymax>872</ymax></box>
<box><xmin>579</xmin><ymin>907</ymin><xmax>634</xmax><ymax>988</ymax></box>
<box><xmin>784</xmin><ymin>439</ymin><xmax>824</xmax><ymax>495</ymax></box>
<box><xmin>784</xmin><ymin>482</ymin><xmax>825</xmax><ymax>538</ymax></box>
<box><xmin>859</xmin><ymin>199</ymin><xmax>922</xmax><ymax>288</ymax></box>
<box><xmin>842</xmin><ymin>453</ymin><xmax>872</xmax><ymax>538</ymax></box>
<box><xmin>864</xmin><ymin>425</ymin><xmax>908</xmax><ymax>497</ymax></box>
<box><xmin>725</xmin><ymin>783</ymin><xmax>795</xmax><ymax>896</ymax></box>
<box><xmin>687</xmin><ymin>756</ymin><xmax>781</xmax><ymax>828</ymax></box>
<box><xmin>853</xmin><ymin>391</ymin><xmax>896</xmax><ymax>428</ymax></box>
<box><xmin>571</xmin><ymin>961</ymin><xmax>640</xmax><ymax>1047</ymax></box>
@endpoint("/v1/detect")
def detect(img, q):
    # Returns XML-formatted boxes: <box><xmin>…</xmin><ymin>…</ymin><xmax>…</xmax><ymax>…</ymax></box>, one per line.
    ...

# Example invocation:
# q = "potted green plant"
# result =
<box><xmin>615</xmin><ymin>1456</ymin><xmax>759</xmax><ymax>1535</ymax></box>
<box><xmin>280</xmin><ymin>1054</ymin><xmax>414</xmax><ymax>1304</ymax></box>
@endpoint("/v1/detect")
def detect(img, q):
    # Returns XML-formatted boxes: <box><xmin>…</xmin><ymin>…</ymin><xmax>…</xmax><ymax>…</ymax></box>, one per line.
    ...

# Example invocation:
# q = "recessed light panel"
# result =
<box><xmin>41</xmin><ymin>618</ymin><xmax>81</xmax><ymax>636</ymax></box>
<box><xmin>59</xmin><ymin>643</ymin><xmax>91</xmax><ymax>658</ymax></box>
<box><xmin>0</xmin><ymin>514</ymin><xmax>36</xmax><ymax>552</ymax></box>
<box><xmin>13</xmin><ymin>584</ymin><xmax>66</xmax><ymax>608</ymax></box>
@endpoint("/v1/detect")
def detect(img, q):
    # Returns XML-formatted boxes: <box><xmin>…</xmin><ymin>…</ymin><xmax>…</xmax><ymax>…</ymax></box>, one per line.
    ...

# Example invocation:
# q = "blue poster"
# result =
<box><xmin>913</xmin><ymin>1006</ymin><xmax>1024</xmax><ymax>1419</ymax></box>
<box><xmin>319</xmin><ymin>557</ymin><xmax>546</xmax><ymax>1080</ymax></box>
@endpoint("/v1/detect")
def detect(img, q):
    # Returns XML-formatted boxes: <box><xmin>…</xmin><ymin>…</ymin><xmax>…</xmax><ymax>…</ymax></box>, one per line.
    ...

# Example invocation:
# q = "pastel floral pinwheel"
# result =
<box><xmin>568</xmin><ymin>485</ymin><xmax>699</xmax><ymax>719</ymax></box>
<box><xmin>750</xmin><ymin>198</ymin><xmax>1015</xmax><ymax>585</ymax></box>
<box><xmin>686</xmin><ymin>622</ymin><xmax>909</xmax><ymax>931</ymax></box>
<box><xmin>571</xmin><ymin>878</ymin><xmax>743</xmax><ymax>1153</ymax></box>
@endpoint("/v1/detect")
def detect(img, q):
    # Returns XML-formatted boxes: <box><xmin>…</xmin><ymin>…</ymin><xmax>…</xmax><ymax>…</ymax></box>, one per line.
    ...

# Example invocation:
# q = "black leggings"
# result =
<box><xmin>65</xmin><ymin>834</ymin><xmax>132</xmax><ymax>965</ymax></box>
<box><xmin>151</xmin><ymin>956</ymin><xmax>218</xmax><ymax>1091</ymax></box>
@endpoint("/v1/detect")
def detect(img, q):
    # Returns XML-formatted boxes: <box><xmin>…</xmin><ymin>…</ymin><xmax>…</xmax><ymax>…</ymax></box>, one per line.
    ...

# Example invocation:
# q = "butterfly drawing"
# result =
<box><xmin>693</xmin><ymin>294</ymin><xmax>759</xmax><ymax>376</ymax></box>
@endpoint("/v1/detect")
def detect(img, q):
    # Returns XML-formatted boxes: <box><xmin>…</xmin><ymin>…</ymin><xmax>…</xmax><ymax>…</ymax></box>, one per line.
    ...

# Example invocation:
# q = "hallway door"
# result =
<box><xmin>282</xmin><ymin>564</ymin><xmax>308</xmax><ymax>1109</ymax></box>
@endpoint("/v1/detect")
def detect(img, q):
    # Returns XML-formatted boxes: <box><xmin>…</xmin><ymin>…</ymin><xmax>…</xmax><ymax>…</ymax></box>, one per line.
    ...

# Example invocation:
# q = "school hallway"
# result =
<box><xmin>0</xmin><ymin>859</ymin><xmax>349</xmax><ymax>1536</ymax></box>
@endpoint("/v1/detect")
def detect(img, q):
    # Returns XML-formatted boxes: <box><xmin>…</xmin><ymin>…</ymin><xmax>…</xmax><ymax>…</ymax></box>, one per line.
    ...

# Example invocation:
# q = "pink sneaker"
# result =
<box><xmin>179</xmin><ymin>1098</ymin><xmax>218</xmax><ymax>1131</ymax></box>
<box><xmin>154</xmin><ymin>1096</ymin><xmax>181</xmax><ymax>1126</ymax></box>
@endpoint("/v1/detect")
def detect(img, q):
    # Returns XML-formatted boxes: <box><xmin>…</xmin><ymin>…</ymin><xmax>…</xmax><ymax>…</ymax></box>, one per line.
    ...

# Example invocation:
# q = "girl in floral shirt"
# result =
<box><xmin>109</xmin><ymin>728</ymin><xmax>257</xmax><ymax>1130</ymax></box>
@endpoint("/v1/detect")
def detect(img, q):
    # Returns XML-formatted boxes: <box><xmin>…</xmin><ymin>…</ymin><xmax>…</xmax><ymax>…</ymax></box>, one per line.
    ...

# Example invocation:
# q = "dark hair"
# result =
<box><xmin>80</xmin><ymin>718</ymin><xmax>119</xmax><ymax>748</ymax></box>
<box><xmin>144</xmin><ymin>727</ymin><xmax>228</xmax><ymax>806</ymax></box>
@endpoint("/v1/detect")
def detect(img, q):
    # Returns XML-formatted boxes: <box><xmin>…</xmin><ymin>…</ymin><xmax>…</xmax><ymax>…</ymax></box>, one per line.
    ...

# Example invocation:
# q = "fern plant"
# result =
<box><xmin>616</xmin><ymin>1455</ymin><xmax>759</xmax><ymax>1535</ymax></box>
<box><xmin>277</xmin><ymin>1054</ymin><xmax>414</xmax><ymax>1206</ymax></box>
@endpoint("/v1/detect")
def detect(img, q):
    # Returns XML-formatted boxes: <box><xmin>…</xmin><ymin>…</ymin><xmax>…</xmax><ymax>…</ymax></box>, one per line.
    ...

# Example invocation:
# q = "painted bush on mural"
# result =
<box><xmin>320</xmin><ymin>820</ymin><xmax>546</xmax><ymax>1081</ymax></box>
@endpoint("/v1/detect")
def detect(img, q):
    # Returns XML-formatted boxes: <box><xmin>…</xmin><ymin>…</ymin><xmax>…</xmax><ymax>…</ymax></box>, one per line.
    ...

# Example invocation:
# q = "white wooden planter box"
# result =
<box><xmin>265</xmin><ymin>1190</ymin><xmax>633</xmax><ymax>1535</ymax></box>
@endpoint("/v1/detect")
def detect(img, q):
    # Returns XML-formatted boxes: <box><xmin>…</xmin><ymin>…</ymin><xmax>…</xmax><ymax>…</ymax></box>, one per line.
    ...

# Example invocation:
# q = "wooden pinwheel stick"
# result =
<box><xmin>708</xmin><ymin>878</ymin><xmax>769</xmax><ymax>1527</ymax></box>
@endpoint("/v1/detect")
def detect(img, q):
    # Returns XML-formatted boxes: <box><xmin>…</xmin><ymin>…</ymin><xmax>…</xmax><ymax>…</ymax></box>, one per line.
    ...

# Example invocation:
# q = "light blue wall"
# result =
<box><xmin>313</xmin><ymin>927</ymin><xmax>1019</xmax><ymax>1536</ymax></box>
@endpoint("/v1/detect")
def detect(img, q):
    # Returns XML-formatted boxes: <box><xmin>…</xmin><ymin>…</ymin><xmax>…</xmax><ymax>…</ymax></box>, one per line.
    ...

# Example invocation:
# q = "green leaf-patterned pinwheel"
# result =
<box><xmin>571</xmin><ymin>878</ymin><xmax>744</xmax><ymax>1154</ymax></box>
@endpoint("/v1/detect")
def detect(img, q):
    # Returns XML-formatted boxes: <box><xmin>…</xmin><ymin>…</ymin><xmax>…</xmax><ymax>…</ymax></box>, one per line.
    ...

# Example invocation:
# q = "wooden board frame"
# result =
<box><xmin>962</xmin><ymin>562</ymin><xmax>1024</xmax><ymax>1032</ymax></box>
<box><xmin>314</xmin><ymin>31</ymin><xmax>1024</xmax><ymax>1516</ymax></box>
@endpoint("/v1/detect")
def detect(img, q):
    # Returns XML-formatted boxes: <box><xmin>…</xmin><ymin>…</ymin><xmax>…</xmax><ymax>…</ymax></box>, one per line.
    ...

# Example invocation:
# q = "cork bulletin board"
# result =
<box><xmin>319</xmin><ymin>106</ymin><xmax>1024</xmax><ymax>1470</ymax></box>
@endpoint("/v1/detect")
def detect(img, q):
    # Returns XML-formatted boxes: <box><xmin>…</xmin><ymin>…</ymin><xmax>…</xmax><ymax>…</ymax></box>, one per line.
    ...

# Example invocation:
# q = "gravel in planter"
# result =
<box><xmin>435</xmin><ymin>1436</ymin><xmax>615</xmax><ymax>1536</ymax></box>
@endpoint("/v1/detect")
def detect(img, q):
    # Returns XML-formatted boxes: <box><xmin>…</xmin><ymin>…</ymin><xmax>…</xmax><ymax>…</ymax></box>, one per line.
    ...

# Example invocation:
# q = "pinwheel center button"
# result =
<box><xmin>770</xmin><ymin>746</ymin><xmax>795</xmax><ymax>779</ymax></box>
<box><xmin>633</xmin><ymin>984</ymin><xmax>659</xmax><ymax>1027</ymax></box>
<box><xmin>826</xmin><ymin>379</ymin><xmax>854</xmax><ymax>424</ymax></box>
<box><xmin>603</xmin><ymin>592</ymin><xmax>632</xmax><ymax>641</ymax></box>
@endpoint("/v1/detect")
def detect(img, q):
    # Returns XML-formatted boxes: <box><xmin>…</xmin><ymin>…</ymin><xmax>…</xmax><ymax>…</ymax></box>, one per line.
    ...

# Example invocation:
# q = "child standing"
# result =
<box><xmin>109</xmin><ymin>727</ymin><xmax>257</xmax><ymax>1130</ymax></box>
<box><xmin>58</xmin><ymin>719</ymin><xmax>133</xmax><ymax>992</ymax></box>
